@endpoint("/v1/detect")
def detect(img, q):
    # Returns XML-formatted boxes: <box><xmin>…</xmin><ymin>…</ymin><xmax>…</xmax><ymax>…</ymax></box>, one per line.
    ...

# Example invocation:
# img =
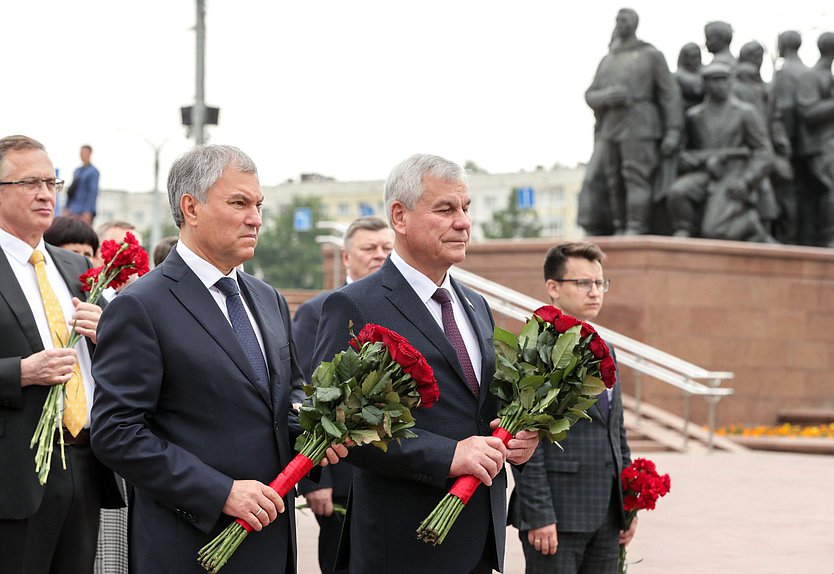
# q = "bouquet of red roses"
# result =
<box><xmin>619</xmin><ymin>457</ymin><xmax>671</xmax><ymax>573</ymax></box>
<box><xmin>30</xmin><ymin>232</ymin><xmax>149</xmax><ymax>484</ymax></box>
<box><xmin>417</xmin><ymin>305</ymin><xmax>616</xmax><ymax>545</ymax></box>
<box><xmin>198</xmin><ymin>323</ymin><xmax>439</xmax><ymax>573</ymax></box>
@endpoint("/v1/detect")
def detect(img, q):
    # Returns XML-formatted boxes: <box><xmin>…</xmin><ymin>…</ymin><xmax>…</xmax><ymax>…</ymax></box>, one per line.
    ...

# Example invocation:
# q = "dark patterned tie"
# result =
<box><xmin>598</xmin><ymin>389</ymin><xmax>610</xmax><ymax>420</ymax></box>
<box><xmin>432</xmin><ymin>288</ymin><xmax>480</xmax><ymax>398</ymax></box>
<box><xmin>215</xmin><ymin>277</ymin><xmax>269</xmax><ymax>385</ymax></box>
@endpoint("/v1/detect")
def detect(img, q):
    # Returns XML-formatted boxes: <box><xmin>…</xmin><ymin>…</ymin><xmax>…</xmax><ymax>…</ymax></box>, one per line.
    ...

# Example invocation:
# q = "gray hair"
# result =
<box><xmin>343</xmin><ymin>216</ymin><xmax>390</xmax><ymax>250</ymax></box>
<box><xmin>383</xmin><ymin>154</ymin><xmax>467</xmax><ymax>226</ymax></box>
<box><xmin>168</xmin><ymin>144</ymin><xmax>257</xmax><ymax>227</ymax></box>
<box><xmin>0</xmin><ymin>135</ymin><xmax>46</xmax><ymax>178</ymax></box>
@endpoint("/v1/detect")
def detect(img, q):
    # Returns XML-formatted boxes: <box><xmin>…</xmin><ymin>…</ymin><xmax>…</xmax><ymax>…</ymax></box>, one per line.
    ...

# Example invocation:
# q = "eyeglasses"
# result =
<box><xmin>0</xmin><ymin>178</ymin><xmax>65</xmax><ymax>194</ymax></box>
<box><xmin>554</xmin><ymin>278</ymin><xmax>611</xmax><ymax>293</ymax></box>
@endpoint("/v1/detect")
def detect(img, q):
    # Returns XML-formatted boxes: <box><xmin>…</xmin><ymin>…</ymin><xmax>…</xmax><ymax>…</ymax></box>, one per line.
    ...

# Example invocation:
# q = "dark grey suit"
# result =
<box><xmin>91</xmin><ymin>248</ymin><xmax>304</xmax><ymax>574</ymax></box>
<box><xmin>313</xmin><ymin>258</ymin><xmax>504</xmax><ymax>574</ymax></box>
<box><xmin>509</xmin><ymin>352</ymin><xmax>630</xmax><ymax>574</ymax></box>
<box><xmin>0</xmin><ymin>244</ymin><xmax>124</xmax><ymax>573</ymax></box>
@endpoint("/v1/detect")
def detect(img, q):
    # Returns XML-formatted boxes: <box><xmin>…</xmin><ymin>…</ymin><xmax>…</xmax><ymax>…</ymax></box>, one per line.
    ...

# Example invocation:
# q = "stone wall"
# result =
<box><xmin>458</xmin><ymin>236</ymin><xmax>834</xmax><ymax>426</ymax></box>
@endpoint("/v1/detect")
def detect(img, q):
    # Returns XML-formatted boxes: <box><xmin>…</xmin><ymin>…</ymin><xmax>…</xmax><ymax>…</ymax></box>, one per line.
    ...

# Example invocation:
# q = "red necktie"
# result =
<box><xmin>432</xmin><ymin>288</ymin><xmax>479</xmax><ymax>398</ymax></box>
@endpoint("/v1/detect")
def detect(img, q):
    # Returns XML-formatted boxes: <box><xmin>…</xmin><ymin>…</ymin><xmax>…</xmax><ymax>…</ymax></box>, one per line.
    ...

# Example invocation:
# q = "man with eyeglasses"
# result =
<box><xmin>0</xmin><ymin>135</ymin><xmax>124</xmax><ymax>573</ymax></box>
<box><xmin>509</xmin><ymin>241</ymin><xmax>634</xmax><ymax>574</ymax></box>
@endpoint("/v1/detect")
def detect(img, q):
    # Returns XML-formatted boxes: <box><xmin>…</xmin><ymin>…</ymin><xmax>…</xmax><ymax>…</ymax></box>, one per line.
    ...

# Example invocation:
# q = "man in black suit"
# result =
<box><xmin>509</xmin><ymin>242</ymin><xmax>634</xmax><ymax>574</ymax></box>
<box><xmin>313</xmin><ymin>154</ymin><xmax>539</xmax><ymax>574</ymax></box>
<box><xmin>90</xmin><ymin>144</ymin><xmax>346</xmax><ymax>574</ymax></box>
<box><xmin>293</xmin><ymin>215</ymin><xmax>393</xmax><ymax>574</ymax></box>
<box><xmin>0</xmin><ymin>135</ymin><xmax>124</xmax><ymax>574</ymax></box>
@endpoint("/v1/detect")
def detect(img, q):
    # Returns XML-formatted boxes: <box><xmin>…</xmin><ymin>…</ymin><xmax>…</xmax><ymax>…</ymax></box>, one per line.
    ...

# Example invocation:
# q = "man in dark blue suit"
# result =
<box><xmin>509</xmin><ymin>242</ymin><xmax>635</xmax><ymax>574</ymax></box>
<box><xmin>0</xmin><ymin>135</ymin><xmax>124</xmax><ymax>574</ymax></box>
<box><xmin>90</xmin><ymin>144</ymin><xmax>346</xmax><ymax>574</ymax></box>
<box><xmin>313</xmin><ymin>154</ymin><xmax>539</xmax><ymax>574</ymax></box>
<box><xmin>293</xmin><ymin>215</ymin><xmax>393</xmax><ymax>574</ymax></box>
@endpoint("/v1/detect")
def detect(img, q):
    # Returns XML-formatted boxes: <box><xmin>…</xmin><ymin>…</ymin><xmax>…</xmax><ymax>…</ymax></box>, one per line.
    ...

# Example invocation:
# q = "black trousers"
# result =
<box><xmin>314</xmin><ymin>497</ymin><xmax>347</xmax><ymax>574</ymax></box>
<box><xmin>0</xmin><ymin>443</ymin><xmax>102</xmax><ymax>574</ymax></box>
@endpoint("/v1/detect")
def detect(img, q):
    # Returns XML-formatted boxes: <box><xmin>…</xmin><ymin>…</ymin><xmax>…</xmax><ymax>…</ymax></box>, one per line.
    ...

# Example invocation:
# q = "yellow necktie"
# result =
<box><xmin>29</xmin><ymin>250</ymin><xmax>86</xmax><ymax>436</ymax></box>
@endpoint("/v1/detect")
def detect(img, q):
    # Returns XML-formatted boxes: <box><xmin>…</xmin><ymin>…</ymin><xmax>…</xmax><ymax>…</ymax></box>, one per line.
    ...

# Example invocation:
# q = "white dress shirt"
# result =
<box><xmin>175</xmin><ymin>241</ymin><xmax>268</xmax><ymax>368</ymax></box>
<box><xmin>0</xmin><ymin>228</ymin><xmax>96</xmax><ymax>427</ymax></box>
<box><xmin>390</xmin><ymin>250</ymin><xmax>482</xmax><ymax>382</ymax></box>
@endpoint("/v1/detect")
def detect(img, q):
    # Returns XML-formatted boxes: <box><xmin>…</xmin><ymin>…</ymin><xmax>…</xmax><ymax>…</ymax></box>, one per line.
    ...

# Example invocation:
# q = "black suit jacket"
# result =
<box><xmin>509</xmin><ymin>350</ymin><xmax>631</xmax><ymax>537</ymax></box>
<box><xmin>91</xmin><ymin>248</ymin><xmax>304</xmax><ymax>574</ymax></box>
<box><xmin>293</xmin><ymin>288</ymin><xmax>353</xmax><ymax>500</ymax></box>
<box><xmin>313</xmin><ymin>258</ymin><xmax>506</xmax><ymax>574</ymax></box>
<box><xmin>0</xmin><ymin>244</ymin><xmax>123</xmax><ymax>519</ymax></box>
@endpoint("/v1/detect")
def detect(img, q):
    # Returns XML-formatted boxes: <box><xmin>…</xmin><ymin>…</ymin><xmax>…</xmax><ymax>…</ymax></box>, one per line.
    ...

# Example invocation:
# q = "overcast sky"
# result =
<box><xmin>2</xmin><ymin>1</ymin><xmax>831</xmax><ymax>192</ymax></box>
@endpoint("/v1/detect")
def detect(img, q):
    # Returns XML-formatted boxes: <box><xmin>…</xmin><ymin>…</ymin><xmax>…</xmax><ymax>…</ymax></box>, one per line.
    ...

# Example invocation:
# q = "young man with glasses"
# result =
<box><xmin>509</xmin><ymin>241</ymin><xmax>635</xmax><ymax>574</ymax></box>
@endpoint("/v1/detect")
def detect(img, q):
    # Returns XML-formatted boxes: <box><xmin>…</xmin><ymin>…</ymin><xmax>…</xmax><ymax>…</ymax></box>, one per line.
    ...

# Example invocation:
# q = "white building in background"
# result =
<box><xmin>95</xmin><ymin>165</ymin><xmax>586</xmax><ymax>242</ymax></box>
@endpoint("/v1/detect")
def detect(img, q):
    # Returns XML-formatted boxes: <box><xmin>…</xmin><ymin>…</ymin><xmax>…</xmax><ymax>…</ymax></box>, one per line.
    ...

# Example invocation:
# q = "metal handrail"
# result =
<box><xmin>449</xmin><ymin>265</ymin><xmax>734</xmax><ymax>450</ymax></box>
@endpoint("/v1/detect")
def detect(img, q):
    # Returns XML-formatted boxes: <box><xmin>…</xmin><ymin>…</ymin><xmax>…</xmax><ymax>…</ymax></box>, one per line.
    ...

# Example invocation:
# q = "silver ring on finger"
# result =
<box><xmin>255</xmin><ymin>507</ymin><xmax>264</xmax><ymax>517</ymax></box>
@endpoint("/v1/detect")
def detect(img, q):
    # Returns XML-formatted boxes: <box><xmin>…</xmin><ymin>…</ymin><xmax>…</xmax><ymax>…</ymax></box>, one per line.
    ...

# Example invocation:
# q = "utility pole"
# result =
<box><xmin>193</xmin><ymin>0</ymin><xmax>206</xmax><ymax>145</ymax></box>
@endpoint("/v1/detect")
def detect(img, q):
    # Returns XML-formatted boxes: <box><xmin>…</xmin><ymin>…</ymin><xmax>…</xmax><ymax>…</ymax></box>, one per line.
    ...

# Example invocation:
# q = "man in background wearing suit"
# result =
<box><xmin>0</xmin><ymin>135</ymin><xmax>124</xmax><ymax>573</ymax></box>
<box><xmin>293</xmin><ymin>215</ymin><xmax>393</xmax><ymax>574</ymax></box>
<box><xmin>509</xmin><ymin>242</ymin><xmax>635</xmax><ymax>574</ymax></box>
<box><xmin>90</xmin><ymin>144</ymin><xmax>346</xmax><ymax>574</ymax></box>
<box><xmin>313</xmin><ymin>154</ymin><xmax>539</xmax><ymax>574</ymax></box>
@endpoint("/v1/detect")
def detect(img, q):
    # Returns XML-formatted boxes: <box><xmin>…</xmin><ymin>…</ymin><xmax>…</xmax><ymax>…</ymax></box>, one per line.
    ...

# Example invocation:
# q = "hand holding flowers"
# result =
<box><xmin>30</xmin><ymin>232</ymin><xmax>149</xmax><ymax>484</ymax></box>
<box><xmin>417</xmin><ymin>305</ymin><xmax>616</xmax><ymax>545</ymax></box>
<box><xmin>198</xmin><ymin>323</ymin><xmax>438</xmax><ymax>573</ymax></box>
<box><xmin>618</xmin><ymin>457</ymin><xmax>671</xmax><ymax>573</ymax></box>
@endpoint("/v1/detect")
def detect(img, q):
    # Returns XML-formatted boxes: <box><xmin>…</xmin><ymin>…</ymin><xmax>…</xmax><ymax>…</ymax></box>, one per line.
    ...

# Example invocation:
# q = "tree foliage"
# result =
<box><xmin>249</xmin><ymin>196</ymin><xmax>326</xmax><ymax>289</ymax></box>
<box><xmin>481</xmin><ymin>189</ymin><xmax>543</xmax><ymax>239</ymax></box>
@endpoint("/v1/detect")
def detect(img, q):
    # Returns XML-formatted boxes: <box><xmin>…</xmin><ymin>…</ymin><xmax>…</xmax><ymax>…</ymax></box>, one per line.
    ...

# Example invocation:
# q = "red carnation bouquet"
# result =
<box><xmin>619</xmin><ymin>458</ymin><xmax>671</xmax><ymax>573</ymax></box>
<box><xmin>198</xmin><ymin>323</ymin><xmax>439</xmax><ymax>573</ymax></box>
<box><xmin>417</xmin><ymin>305</ymin><xmax>616</xmax><ymax>544</ymax></box>
<box><xmin>30</xmin><ymin>232</ymin><xmax>149</xmax><ymax>485</ymax></box>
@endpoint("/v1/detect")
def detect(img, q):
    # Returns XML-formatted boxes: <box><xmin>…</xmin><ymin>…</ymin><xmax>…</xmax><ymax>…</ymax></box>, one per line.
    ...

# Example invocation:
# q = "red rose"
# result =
<box><xmin>533</xmin><ymin>305</ymin><xmax>561</xmax><ymax>325</ymax></box>
<box><xmin>410</xmin><ymin>361</ymin><xmax>439</xmax><ymax>408</ymax></box>
<box><xmin>589</xmin><ymin>336</ymin><xmax>610</xmax><ymax>359</ymax></box>
<box><xmin>553</xmin><ymin>313</ymin><xmax>581</xmax><ymax>333</ymax></box>
<box><xmin>389</xmin><ymin>339</ymin><xmax>420</xmax><ymax>369</ymax></box>
<box><xmin>580</xmin><ymin>321</ymin><xmax>598</xmax><ymax>338</ymax></box>
<box><xmin>600</xmin><ymin>356</ymin><xmax>617</xmax><ymax>388</ymax></box>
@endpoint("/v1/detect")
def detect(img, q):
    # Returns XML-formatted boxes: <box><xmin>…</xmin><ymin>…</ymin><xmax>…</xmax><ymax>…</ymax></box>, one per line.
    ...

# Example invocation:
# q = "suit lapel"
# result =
<box><xmin>163</xmin><ymin>251</ymin><xmax>271</xmax><ymax>410</ymax></box>
<box><xmin>0</xmin><ymin>248</ymin><xmax>42</xmax><ymax>352</ymax></box>
<box><xmin>380</xmin><ymin>261</ymin><xmax>471</xmax><ymax>388</ymax></box>
<box><xmin>45</xmin><ymin>244</ymin><xmax>86</xmax><ymax>301</ymax></box>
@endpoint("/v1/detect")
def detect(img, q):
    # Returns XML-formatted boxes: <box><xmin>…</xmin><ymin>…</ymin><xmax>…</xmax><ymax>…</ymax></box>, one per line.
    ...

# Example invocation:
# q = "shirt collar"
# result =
<box><xmin>175</xmin><ymin>240</ymin><xmax>239</xmax><ymax>290</ymax></box>
<box><xmin>0</xmin><ymin>227</ymin><xmax>47</xmax><ymax>266</ymax></box>
<box><xmin>390</xmin><ymin>249</ymin><xmax>454</xmax><ymax>305</ymax></box>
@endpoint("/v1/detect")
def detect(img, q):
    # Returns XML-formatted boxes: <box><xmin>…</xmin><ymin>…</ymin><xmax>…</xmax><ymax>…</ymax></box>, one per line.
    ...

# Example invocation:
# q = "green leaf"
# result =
<box><xmin>548</xmin><ymin>418</ymin><xmax>571</xmax><ymax>436</ymax></box>
<box><xmin>551</xmin><ymin>327</ymin><xmax>580</xmax><ymax>370</ymax></box>
<box><xmin>494</xmin><ymin>326</ymin><xmax>518</xmax><ymax>348</ymax></box>
<box><xmin>360</xmin><ymin>371</ymin><xmax>380</xmax><ymax>395</ymax></box>
<box><xmin>519</xmin><ymin>375</ymin><xmax>546</xmax><ymax>390</ymax></box>
<box><xmin>489</xmin><ymin>379</ymin><xmax>514</xmax><ymax>403</ymax></box>
<box><xmin>518</xmin><ymin>318</ymin><xmax>540</xmax><ymax>353</ymax></box>
<box><xmin>315</xmin><ymin>386</ymin><xmax>342</xmax><ymax>402</ymax></box>
<box><xmin>320</xmin><ymin>416</ymin><xmax>345</xmax><ymax>439</ymax></box>
<box><xmin>336</xmin><ymin>349</ymin><xmax>360</xmax><ymax>382</ymax></box>
<box><xmin>349</xmin><ymin>429</ymin><xmax>381</xmax><ymax>444</ymax></box>
<box><xmin>361</xmin><ymin>405</ymin><xmax>384</xmax><ymax>426</ymax></box>
<box><xmin>570</xmin><ymin>396</ymin><xmax>598</xmax><ymax>412</ymax></box>
<box><xmin>581</xmin><ymin>374</ymin><xmax>606</xmax><ymax>397</ymax></box>
<box><xmin>519</xmin><ymin>387</ymin><xmax>536</xmax><ymax>410</ymax></box>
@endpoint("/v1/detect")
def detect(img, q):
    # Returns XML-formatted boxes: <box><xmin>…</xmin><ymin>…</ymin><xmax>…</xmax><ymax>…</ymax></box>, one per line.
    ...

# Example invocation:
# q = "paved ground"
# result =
<box><xmin>294</xmin><ymin>449</ymin><xmax>834</xmax><ymax>574</ymax></box>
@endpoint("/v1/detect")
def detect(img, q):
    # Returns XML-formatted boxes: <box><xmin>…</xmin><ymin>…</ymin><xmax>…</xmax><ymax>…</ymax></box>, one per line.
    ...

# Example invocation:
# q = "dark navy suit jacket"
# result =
<box><xmin>91</xmin><ymin>248</ymin><xmax>304</xmax><ymax>574</ymax></box>
<box><xmin>313</xmin><ymin>258</ymin><xmax>506</xmax><ymax>574</ymax></box>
